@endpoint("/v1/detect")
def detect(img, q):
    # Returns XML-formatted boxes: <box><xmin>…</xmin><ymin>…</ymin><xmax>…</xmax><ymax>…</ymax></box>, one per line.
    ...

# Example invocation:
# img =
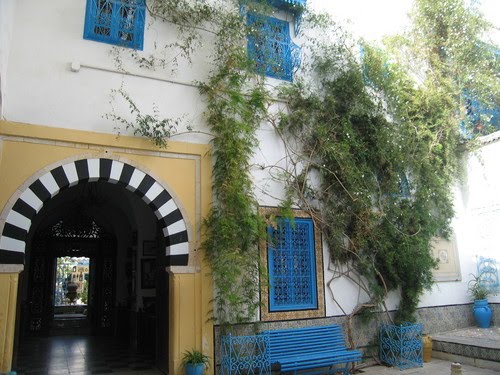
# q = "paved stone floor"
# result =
<box><xmin>358</xmin><ymin>359</ymin><xmax>499</xmax><ymax>374</ymax></box>
<box><xmin>14</xmin><ymin>335</ymin><xmax>161</xmax><ymax>374</ymax></box>
<box><xmin>432</xmin><ymin>327</ymin><xmax>500</xmax><ymax>350</ymax></box>
<box><xmin>360</xmin><ymin>327</ymin><xmax>499</xmax><ymax>375</ymax></box>
<box><xmin>12</xmin><ymin>330</ymin><xmax>499</xmax><ymax>375</ymax></box>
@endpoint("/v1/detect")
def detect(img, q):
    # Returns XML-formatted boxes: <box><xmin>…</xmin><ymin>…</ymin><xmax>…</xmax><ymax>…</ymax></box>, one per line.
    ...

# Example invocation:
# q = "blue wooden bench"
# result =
<box><xmin>262</xmin><ymin>325</ymin><xmax>362</xmax><ymax>375</ymax></box>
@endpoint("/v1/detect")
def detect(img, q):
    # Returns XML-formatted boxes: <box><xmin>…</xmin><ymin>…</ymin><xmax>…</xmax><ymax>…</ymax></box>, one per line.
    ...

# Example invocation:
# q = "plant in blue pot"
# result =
<box><xmin>182</xmin><ymin>349</ymin><xmax>210</xmax><ymax>375</ymax></box>
<box><xmin>467</xmin><ymin>273</ymin><xmax>492</xmax><ymax>328</ymax></box>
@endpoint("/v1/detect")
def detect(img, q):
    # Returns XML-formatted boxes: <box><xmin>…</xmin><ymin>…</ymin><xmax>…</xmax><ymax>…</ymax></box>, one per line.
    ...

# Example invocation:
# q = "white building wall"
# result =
<box><xmin>2</xmin><ymin>0</ymin><xmax>499</xmax><ymax>319</ymax></box>
<box><xmin>0</xmin><ymin>0</ymin><xmax>17</xmax><ymax>117</ymax></box>
<box><xmin>412</xmin><ymin>137</ymin><xmax>500</xmax><ymax>308</ymax></box>
<box><xmin>3</xmin><ymin>0</ymin><xmax>212</xmax><ymax>140</ymax></box>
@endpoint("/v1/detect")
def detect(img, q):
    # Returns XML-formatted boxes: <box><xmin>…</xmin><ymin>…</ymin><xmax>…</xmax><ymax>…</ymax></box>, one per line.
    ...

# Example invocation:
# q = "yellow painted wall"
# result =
<box><xmin>0</xmin><ymin>120</ymin><xmax>214</xmax><ymax>374</ymax></box>
<box><xmin>0</xmin><ymin>273</ymin><xmax>19</xmax><ymax>373</ymax></box>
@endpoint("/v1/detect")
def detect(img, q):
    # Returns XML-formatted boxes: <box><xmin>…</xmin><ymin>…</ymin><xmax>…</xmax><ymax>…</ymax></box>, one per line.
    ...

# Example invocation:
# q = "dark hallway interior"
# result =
<box><xmin>13</xmin><ymin>182</ymin><xmax>169</xmax><ymax>375</ymax></box>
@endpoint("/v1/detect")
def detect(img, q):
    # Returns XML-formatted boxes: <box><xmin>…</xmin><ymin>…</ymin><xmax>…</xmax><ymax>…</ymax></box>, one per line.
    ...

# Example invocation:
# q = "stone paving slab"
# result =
<box><xmin>358</xmin><ymin>359</ymin><xmax>499</xmax><ymax>374</ymax></box>
<box><xmin>432</xmin><ymin>327</ymin><xmax>500</xmax><ymax>350</ymax></box>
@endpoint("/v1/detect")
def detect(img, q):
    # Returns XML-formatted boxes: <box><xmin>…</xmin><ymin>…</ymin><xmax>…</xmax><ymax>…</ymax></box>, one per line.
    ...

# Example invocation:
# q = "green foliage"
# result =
<box><xmin>80</xmin><ymin>281</ymin><xmax>89</xmax><ymax>305</ymax></box>
<box><xmin>467</xmin><ymin>272</ymin><xmax>490</xmax><ymax>301</ymax></box>
<box><xmin>143</xmin><ymin>0</ymin><xmax>271</xmax><ymax>326</ymax></box>
<box><xmin>386</xmin><ymin>0</ymin><xmax>499</xmax><ymax>136</ymax></box>
<box><xmin>278</xmin><ymin>0</ymin><xmax>496</xmax><ymax>323</ymax></box>
<box><xmin>106</xmin><ymin>87</ymin><xmax>182</xmax><ymax>148</ymax></box>
<box><xmin>199</xmin><ymin>11</ymin><xmax>269</xmax><ymax>326</ymax></box>
<box><xmin>182</xmin><ymin>349</ymin><xmax>210</xmax><ymax>367</ymax></box>
<box><xmin>112</xmin><ymin>0</ymin><xmax>497</xmax><ymax>327</ymax></box>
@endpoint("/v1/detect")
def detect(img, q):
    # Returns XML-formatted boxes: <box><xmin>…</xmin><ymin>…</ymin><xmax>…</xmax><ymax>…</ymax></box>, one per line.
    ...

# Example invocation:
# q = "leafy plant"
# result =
<box><xmin>107</xmin><ymin>0</ymin><xmax>498</xmax><ymax>329</ymax></box>
<box><xmin>468</xmin><ymin>273</ymin><xmax>490</xmax><ymax>301</ymax></box>
<box><xmin>182</xmin><ymin>349</ymin><xmax>210</xmax><ymax>367</ymax></box>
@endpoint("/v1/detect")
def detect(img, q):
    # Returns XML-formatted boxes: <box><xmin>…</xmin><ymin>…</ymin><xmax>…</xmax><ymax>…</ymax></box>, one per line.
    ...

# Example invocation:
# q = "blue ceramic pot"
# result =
<box><xmin>185</xmin><ymin>363</ymin><xmax>205</xmax><ymax>375</ymax></box>
<box><xmin>473</xmin><ymin>299</ymin><xmax>492</xmax><ymax>328</ymax></box>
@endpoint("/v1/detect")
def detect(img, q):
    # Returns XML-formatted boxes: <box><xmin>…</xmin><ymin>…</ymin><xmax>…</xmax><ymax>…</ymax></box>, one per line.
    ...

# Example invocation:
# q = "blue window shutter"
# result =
<box><xmin>247</xmin><ymin>13</ymin><xmax>298</xmax><ymax>81</ymax></box>
<box><xmin>268</xmin><ymin>218</ymin><xmax>318</xmax><ymax>311</ymax></box>
<box><xmin>84</xmin><ymin>0</ymin><xmax>145</xmax><ymax>50</ymax></box>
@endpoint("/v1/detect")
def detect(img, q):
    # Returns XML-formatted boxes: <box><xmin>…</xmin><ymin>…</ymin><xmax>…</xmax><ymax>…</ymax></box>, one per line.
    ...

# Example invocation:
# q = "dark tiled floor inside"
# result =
<box><xmin>14</xmin><ymin>335</ymin><xmax>164</xmax><ymax>374</ymax></box>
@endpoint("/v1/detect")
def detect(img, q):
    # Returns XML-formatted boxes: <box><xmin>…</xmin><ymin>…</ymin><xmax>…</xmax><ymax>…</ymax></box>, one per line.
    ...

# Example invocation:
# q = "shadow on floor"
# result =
<box><xmin>14</xmin><ymin>335</ymin><xmax>164</xmax><ymax>375</ymax></box>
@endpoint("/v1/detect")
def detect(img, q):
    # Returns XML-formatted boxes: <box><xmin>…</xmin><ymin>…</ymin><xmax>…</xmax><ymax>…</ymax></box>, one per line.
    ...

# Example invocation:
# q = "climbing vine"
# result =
<box><xmin>124</xmin><ymin>0</ymin><xmax>276</xmax><ymax>325</ymax></box>
<box><xmin>276</xmin><ymin>0</ymin><xmax>497</xmax><ymax>323</ymax></box>
<box><xmin>109</xmin><ymin>0</ymin><xmax>498</xmax><ymax>327</ymax></box>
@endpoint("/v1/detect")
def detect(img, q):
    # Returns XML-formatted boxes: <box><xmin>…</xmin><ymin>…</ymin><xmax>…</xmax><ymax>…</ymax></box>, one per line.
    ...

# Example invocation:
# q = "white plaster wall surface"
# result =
<box><xmin>418</xmin><ymin>138</ymin><xmax>500</xmax><ymax>307</ymax></box>
<box><xmin>3</xmin><ymin>0</ymin><xmax>212</xmax><ymax>138</ymax></box>
<box><xmin>4</xmin><ymin>0</ymin><xmax>499</xmax><ymax>316</ymax></box>
<box><xmin>0</xmin><ymin>0</ymin><xmax>16</xmax><ymax>117</ymax></box>
<box><xmin>3</xmin><ymin>0</ymin><xmax>296</xmax><ymax>142</ymax></box>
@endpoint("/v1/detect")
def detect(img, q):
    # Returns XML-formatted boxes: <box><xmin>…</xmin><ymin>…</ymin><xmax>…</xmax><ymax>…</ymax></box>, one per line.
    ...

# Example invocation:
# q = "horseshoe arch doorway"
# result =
<box><xmin>2</xmin><ymin>158</ymin><xmax>192</xmax><ymax>374</ymax></box>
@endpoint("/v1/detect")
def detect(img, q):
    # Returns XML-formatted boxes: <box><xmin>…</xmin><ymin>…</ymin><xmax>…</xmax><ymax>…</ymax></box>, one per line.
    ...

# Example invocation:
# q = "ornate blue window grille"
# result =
<box><xmin>380</xmin><ymin>323</ymin><xmax>423</xmax><ymax>370</ymax></box>
<box><xmin>477</xmin><ymin>257</ymin><xmax>499</xmax><ymax>294</ymax></box>
<box><xmin>84</xmin><ymin>0</ymin><xmax>145</xmax><ymax>50</ymax></box>
<box><xmin>267</xmin><ymin>218</ymin><xmax>317</xmax><ymax>311</ymax></box>
<box><xmin>247</xmin><ymin>13</ymin><xmax>301</xmax><ymax>81</ymax></box>
<box><xmin>220</xmin><ymin>334</ymin><xmax>270</xmax><ymax>375</ymax></box>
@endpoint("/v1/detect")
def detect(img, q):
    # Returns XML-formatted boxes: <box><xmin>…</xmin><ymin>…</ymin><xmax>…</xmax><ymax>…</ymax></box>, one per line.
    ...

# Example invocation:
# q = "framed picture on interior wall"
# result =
<box><xmin>143</xmin><ymin>240</ymin><xmax>157</xmax><ymax>256</ymax></box>
<box><xmin>431</xmin><ymin>235</ymin><xmax>461</xmax><ymax>282</ymax></box>
<box><xmin>141</xmin><ymin>259</ymin><xmax>156</xmax><ymax>289</ymax></box>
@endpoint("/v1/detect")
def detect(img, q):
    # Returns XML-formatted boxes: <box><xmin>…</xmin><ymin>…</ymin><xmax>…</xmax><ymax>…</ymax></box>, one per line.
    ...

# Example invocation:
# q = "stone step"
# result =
<box><xmin>431</xmin><ymin>327</ymin><xmax>500</xmax><ymax>372</ymax></box>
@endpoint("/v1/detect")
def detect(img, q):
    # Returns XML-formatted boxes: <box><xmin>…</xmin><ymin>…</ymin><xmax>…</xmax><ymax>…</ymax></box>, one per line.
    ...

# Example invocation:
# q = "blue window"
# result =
<box><xmin>247</xmin><ymin>13</ymin><xmax>300</xmax><ymax>81</ymax></box>
<box><xmin>84</xmin><ymin>0</ymin><xmax>145</xmax><ymax>50</ymax></box>
<box><xmin>267</xmin><ymin>218</ymin><xmax>318</xmax><ymax>311</ymax></box>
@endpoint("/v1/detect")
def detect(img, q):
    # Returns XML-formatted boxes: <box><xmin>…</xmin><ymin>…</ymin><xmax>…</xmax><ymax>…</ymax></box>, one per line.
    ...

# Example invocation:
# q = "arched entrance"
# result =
<box><xmin>0</xmin><ymin>157</ymin><xmax>193</xmax><ymax>374</ymax></box>
<box><xmin>0</xmin><ymin>157</ymin><xmax>190</xmax><ymax>266</ymax></box>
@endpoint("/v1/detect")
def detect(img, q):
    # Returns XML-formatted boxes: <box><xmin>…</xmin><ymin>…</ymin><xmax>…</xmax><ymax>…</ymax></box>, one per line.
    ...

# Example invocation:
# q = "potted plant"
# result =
<box><xmin>467</xmin><ymin>273</ymin><xmax>492</xmax><ymax>328</ymax></box>
<box><xmin>182</xmin><ymin>349</ymin><xmax>210</xmax><ymax>375</ymax></box>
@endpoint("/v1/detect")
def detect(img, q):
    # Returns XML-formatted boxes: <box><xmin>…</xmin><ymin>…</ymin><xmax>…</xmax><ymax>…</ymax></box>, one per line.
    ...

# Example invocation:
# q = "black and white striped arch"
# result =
<box><xmin>0</xmin><ymin>158</ymin><xmax>189</xmax><ymax>266</ymax></box>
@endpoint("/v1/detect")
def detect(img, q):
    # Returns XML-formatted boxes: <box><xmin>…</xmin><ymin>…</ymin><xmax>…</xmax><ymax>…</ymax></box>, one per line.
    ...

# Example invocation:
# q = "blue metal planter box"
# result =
<box><xmin>379</xmin><ymin>323</ymin><xmax>423</xmax><ymax>370</ymax></box>
<box><xmin>220</xmin><ymin>334</ymin><xmax>270</xmax><ymax>375</ymax></box>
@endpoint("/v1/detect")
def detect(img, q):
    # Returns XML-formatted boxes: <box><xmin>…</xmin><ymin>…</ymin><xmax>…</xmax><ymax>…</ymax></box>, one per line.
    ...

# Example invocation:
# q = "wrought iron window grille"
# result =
<box><xmin>477</xmin><ymin>256</ymin><xmax>500</xmax><ymax>294</ymax></box>
<box><xmin>247</xmin><ymin>12</ymin><xmax>301</xmax><ymax>81</ymax></box>
<box><xmin>267</xmin><ymin>217</ymin><xmax>317</xmax><ymax>311</ymax></box>
<box><xmin>84</xmin><ymin>0</ymin><xmax>146</xmax><ymax>50</ymax></box>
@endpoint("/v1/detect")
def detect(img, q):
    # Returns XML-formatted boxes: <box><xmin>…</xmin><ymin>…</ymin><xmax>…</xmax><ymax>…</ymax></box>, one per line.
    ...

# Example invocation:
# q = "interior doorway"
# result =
<box><xmin>53</xmin><ymin>256</ymin><xmax>91</xmax><ymax>334</ymax></box>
